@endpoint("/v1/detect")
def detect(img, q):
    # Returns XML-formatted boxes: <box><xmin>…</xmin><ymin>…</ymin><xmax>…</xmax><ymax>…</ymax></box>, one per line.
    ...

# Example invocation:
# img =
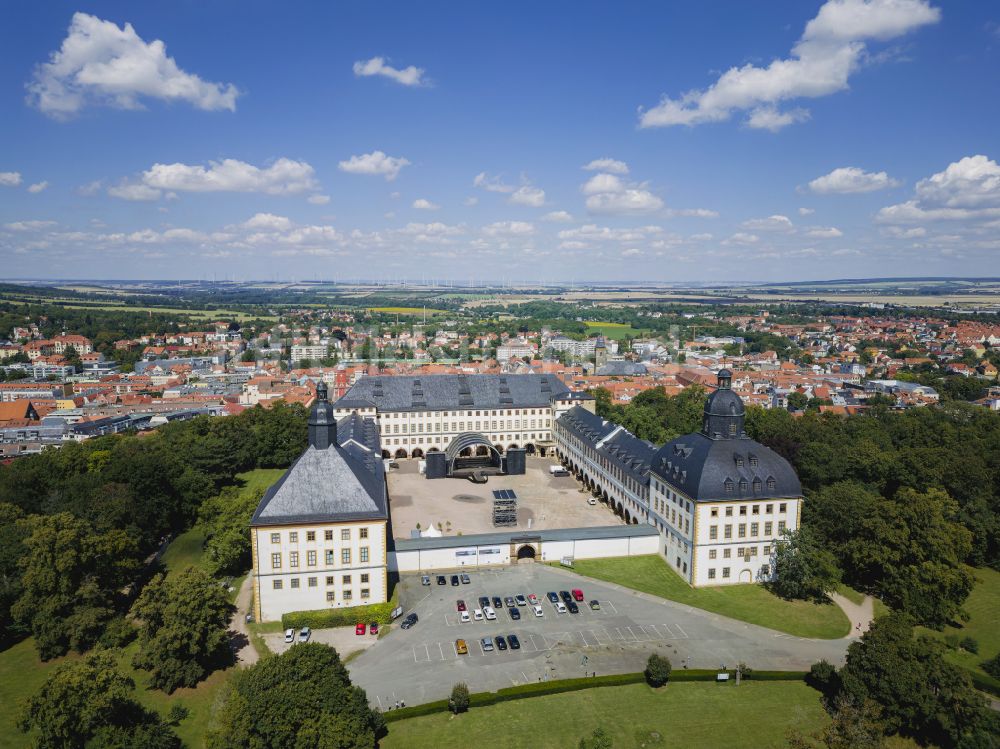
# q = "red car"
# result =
<box><xmin>369</xmin><ymin>622</ymin><xmax>379</xmax><ymax>635</ymax></box>
<box><xmin>571</xmin><ymin>589</ymin><xmax>585</xmax><ymax>602</ymax></box>
<box><xmin>355</xmin><ymin>623</ymin><xmax>366</xmax><ymax>635</ymax></box>
<box><xmin>456</xmin><ymin>600</ymin><xmax>467</xmax><ymax>612</ymax></box>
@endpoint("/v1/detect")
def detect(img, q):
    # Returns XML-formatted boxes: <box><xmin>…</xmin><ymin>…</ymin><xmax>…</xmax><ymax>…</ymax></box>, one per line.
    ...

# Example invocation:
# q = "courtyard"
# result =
<box><xmin>387</xmin><ymin>456</ymin><xmax>620</xmax><ymax>539</ymax></box>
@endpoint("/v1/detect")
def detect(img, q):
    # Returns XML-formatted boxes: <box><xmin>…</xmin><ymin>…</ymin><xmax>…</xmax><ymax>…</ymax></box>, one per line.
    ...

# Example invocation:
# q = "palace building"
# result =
<box><xmin>250</xmin><ymin>382</ymin><xmax>389</xmax><ymax>622</ymax></box>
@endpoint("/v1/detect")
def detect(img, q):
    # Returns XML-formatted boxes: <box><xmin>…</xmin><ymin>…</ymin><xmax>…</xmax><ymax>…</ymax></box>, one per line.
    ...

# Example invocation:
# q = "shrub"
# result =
<box><xmin>449</xmin><ymin>683</ymin><xmax>470</xmax><ymax>714</ymax></box>
<box><xmin>806</xmin><ymin>660</ymin><xmax>839</xmax><ymax>697</ymax></box>
<box><xmin>644</xmin><ymin>653</ymin><xmax>672</xmax><ymax>687</ymax></box>
<box><xmin>281</xmin><ymin>600</ymin><xmax>396</xmax><ymax>629</ymax></box>
<box><xmin>983</xmin><ymin>653</ymin><xmax>1000</xmax><ymax>680</ymax></box>
<box><xmin>959</xmin><ymin>636</ymin><xmax>979</xmax><ymax>654</ymax></box>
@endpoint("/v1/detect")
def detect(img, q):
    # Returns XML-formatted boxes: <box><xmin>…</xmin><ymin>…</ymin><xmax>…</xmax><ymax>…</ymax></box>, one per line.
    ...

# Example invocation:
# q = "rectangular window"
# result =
<box><xmin>326</xmin><ymin>576</ymin><xmax>334</xmax><ymax>586</ymax></box>
<box><xmin>752</xmin><ymin>505</ymin><xmax>759</xmax><ymax>514</ymax></box>
<box><xmin>270</xmin><ymin>533</ymin><xmax>280</xmax><ymax>544</ymax></box>
<box><xmin>724</xmin><ymin>548</ymin><xmax>732</xmax><ymax>559</ymax></box>
<box><xmin>739</xmin><ymin>506</ymin><xmax>747</xmax><ymax>516</ymax></box>
<box><xmin>761</xmin><ymin>565</ymin><xmax>770</xmax><ymax>575</ymax></box>
<box><xmin>738</xmin><ymin>524</ymin><xmax>746</xmax><ymax>538</ymax></box>
<box><xmin>341</xmin><ymin>529</ymin><xmax>351</xmax><ymax>541</ymax></box>
<box><xmin>708</xmin><ymin>549</ymin><xmax>717</xmax><ymax>559</ymax></box>
<box><xmin>361</xmin><ymin>573</ymin><xmax>369</xmax><ymax>583</ymax></box>
<box><xmin>750</xmin><ymin>523</ymin><xmax>758</xmax><ymax>536</ymax></box>
<box><xmin>343</xmin><ymin>590</ymin><xmax>352</xmax><ymax>601</ymax></box>
<box><xmin>722</xmin><ymin>567</ymin><xmax>731</xmax><ymax>578</ymax></box>
<box><xmin>360</xmin><ymin>547</ymin><xmax>369</xmax><ymax>563</ymax></box>
<box><xmin>360</xmin><ymin>528</ymin><xmax>369</xmax><ymax>539</ymax></box>
<box><xmin>289</xmin><ymin>532</ymin><xmax>298</xmax><ymax>543</ymax></box>
<box><xmin>273</xmin><ymin>579</ymin><xmax>283</xmax><ymax>589</ymax></box>
<box><xmin>271</xmin><ymin>553</ymin><xmax>281</xmax><ymax>569</ymax></box>
<box><xmin>326</xmin><ymin>591</ymin><xmax>335</xmax><ymax>601</ymax></box>
<box><xmin>766</xmin><ymin>504</ymin><xmax>773</xmax><ymax>514</ymax></box>
<box><xmin>708</xmin><ymin>568</ymin><xmax>716</xmax><ymax>580</ymax></box>
<box><xmin>290</xmin><ymin>578</ymin><xmax>300</xmax><ymax>589</ymax></box>
<box><xmin>765</xmin><ymin>522</ymin><xmax>773</xmax><ymax>535</ymax></box>
<box><xmin>325</xmin><ymin>550</ymin><xmax>334</xmax><ymax>565</ymax></box>
<box><xmin>724</xmin><ymin>525</ymin><xmax>732</xmax><ymax>539</ymax></box>
<box><xmin>306</xmin><ymin>531</ymin><xmax>315</xmax><ymax>542</ymax></box>
<box><xmin>763</xmin><ymin>546</ymin><xmax>771</xmax><ymax>556</ymax></box>
<box><xmin>289</xmin><ymin>551</ymin><xmax>299</xmax><ymax>567</ymax></box>
<box><xmin>325</xmin><ymin>530</ymin><xmax>333</xmax><ymax>541</ymax></box>
<box><xmin>725</xmin><ymin>507</ymin><xmax>733</xmax><ymax>517</ymax></box>
<box><xmin>361</xmin><ymin>588</ymin><xmax>370</xmax><ymax>599</ymax></box>
<box><xmin>342</xmin><ymin>575</ymin><xmax>351</xmax><ymax>585</ymax></box>
<box><xmin>308</xmin><ymin>577</ymin><xmax>317</xmax><ymax>587</ymax></box>
<box><xmin>307</xmin><ymin>550</ymin><xmax>316</xmax><ymax>566</ymax></box>
<box><xmin>342</xmin><ymin>548</ymin><xmax>351</xmax><ymax>564</ymax></box>
<box><xmin>779</xmin><ymin>503</ymin><xmax>787</xmax><ymax>513</ymax></box>
<box><xmin>778</xmin><ymin>520</ymin><xmax>787</xmax><ymax>533</ymax></box>
<box><xmin>709</xmin><ymin>525</ymin><xmax>718</xmax><ymax>540</ymax></box>
<box><xmin>710</xmin><ymin>507</ymin><xmax>719</xmax><ymax>517</ymax></box>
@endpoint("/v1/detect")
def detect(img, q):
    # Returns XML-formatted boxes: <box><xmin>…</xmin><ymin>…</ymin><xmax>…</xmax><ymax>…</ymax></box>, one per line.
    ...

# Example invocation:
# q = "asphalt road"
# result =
<box><xmin>347</xmin><ymin>564</ymin><xmax>853</xmax><ymax>710</ymax></box>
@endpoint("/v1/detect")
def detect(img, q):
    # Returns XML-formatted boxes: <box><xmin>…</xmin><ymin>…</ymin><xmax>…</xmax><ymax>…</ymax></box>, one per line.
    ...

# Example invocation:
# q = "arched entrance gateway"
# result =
<box><xmin>516</xmin><ymin>544</ymin><xmax>536</xmax><ymax>560</ymax></box>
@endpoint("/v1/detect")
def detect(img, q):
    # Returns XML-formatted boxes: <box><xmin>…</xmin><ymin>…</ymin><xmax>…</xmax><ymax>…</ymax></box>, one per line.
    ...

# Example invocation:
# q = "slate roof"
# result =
<box><xmin>250</xmin><ymin>412</ymin><xmax>387</xmax><ymax>526</ymax></box>
<box><xmin>556</xmin><ymin>405</ymin><xmax>657</xmax><ymax>485</ymax></box>
<box><xmin>335</xmin><ymin>374</ymin><xmax>570</xmax><ymax>412</ymax></box>
<box><xmin>595</xmin><ymin>361</ymin><xmax>648</xmax><ymax>376</ymax></box>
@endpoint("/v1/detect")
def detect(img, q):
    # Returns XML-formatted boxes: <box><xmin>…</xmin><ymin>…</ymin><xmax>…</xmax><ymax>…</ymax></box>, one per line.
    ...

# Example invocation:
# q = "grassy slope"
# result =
<box><xmin>380</xmin><ymin>681</ymin><xmax>827</xmax><ymax>749</ymax></box>
<box><xmin>0</xmin><ymin>468</ymin><xmax>283</xmax><ymax>748</ymax></box>
<box><xmin>568</xmin><ymin>555</ymin><xmax>851</xmax><ymax>639</ymax></box>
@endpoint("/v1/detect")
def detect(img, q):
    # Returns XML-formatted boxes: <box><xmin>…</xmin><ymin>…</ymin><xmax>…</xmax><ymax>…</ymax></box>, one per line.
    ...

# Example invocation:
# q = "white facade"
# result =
<box><xmin>253</xmin><ymin>520</ymin><xmax>388</xmax><ymax>622</ymax></box>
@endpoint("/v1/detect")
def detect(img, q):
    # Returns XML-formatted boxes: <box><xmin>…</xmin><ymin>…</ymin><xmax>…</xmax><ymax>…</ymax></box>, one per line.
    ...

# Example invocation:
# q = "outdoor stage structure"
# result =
<box><xmin>424</xmin><ymin>432</ymin><xmax>526</xmax><ymax>482</ymax></box>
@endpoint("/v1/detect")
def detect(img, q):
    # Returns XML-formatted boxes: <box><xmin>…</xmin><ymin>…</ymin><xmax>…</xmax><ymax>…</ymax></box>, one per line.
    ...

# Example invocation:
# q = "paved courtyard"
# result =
<box><xmin>387</xmin><ymin>456</ymin><xmax>619</xmax><ymax>539</ymax></box>
<box><xmin>265</xmin><ymin>624</ymin><xmax>379</xmax><ymax>658</ymax></box>
<box><xmin>347</xmin><ymin>563</ymin><xmax>853</xmax><ymax>710</ymax></box>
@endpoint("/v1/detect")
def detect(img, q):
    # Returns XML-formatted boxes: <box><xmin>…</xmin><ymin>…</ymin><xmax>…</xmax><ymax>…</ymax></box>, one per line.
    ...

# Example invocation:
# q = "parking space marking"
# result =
<box><xmin>439</xmin><ymin>642</ymin><xmax>448</xmax><ymax>660</ymax></box>
<box><xmin>413</xmin><ymin>644</ymin><xmax>430</xmax><ymax>663</ymax></box>
<box><xmin>606</xmin><ymin>600</ymin><xmax>619</xmax><ymax>614</ymax></box>
<box><xmin>530</xmin><ymin>634</ymin><xmax>550</xmax><ymax>651</ymax></box>
<box><xmin>674</xmin><ymin>623</ymin><xmax>689</xmax><ymax>639</ymax></box>
<box><xmin>593</xmin><ymin>628</ymin><xmax>612</xmax><ymax>645</ymax></box>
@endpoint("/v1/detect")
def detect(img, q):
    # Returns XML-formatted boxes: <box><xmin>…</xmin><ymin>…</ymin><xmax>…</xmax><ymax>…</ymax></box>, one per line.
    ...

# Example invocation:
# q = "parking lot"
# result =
<box><xmin>347</xmin><ymin>563</ymin><xmax>851</xmax><ymax>710</ymax></box>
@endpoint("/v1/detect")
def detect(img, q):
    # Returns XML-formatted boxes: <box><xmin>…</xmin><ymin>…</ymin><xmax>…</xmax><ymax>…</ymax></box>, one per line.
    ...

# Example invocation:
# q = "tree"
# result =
<box><xmin>449</xmin><ymin>682</ymin><xmax>470</xmax><ymax>714</ymax></box>
<box><xmin>770</xmin><ymin>528</ymin><xmax>842</xmax><ymax>602</ymax></box>
<box><xmin>644</xmin><ymin>653</ymin><xmax>672</xmax><ymax>687</ymax></box>
<box><xmin>130</xmin><ymin>567</ymin><xmax>233</xmax><ymax>693</ymax></box>
<box><xmin>17</xmin><ymin>651</ymin><xmax>180</xmax><ymax>749</ymax></box>
<box><xmin>198</xmin><ymin>486</ymin><xmax>263</xmax><ymax>576</ymax></box>
<box><xmin>579</xmin><ymin>727</ymin><xmax>613</xmax><ymax>749</ymax></box>
<box><xmin>805</xmin><ymin>660</ymin><xmax>840</xmax><ymax>699</ymax></box>
<box><xmin>12</xmin><ymin>513</ymin><xmax>138</xmax><ymax>659</ymax></box>
<box><xmin>206</xmin><ymin>643</ymin><xmax>382</xmax><ymax>748</ymax></box>
<box><xmin>787</xmin><ymin>391</ymin><xmax>809</xmax><ymax>411</ymax></box>
<box><xmin>788</xmin><ymin>696</ymin><xmax>886</xmax><ymax>749</ymax></box>
<box><xmin>982</xmin><ymin>653</ymin><xmax>1000</xmax><ymax>679</ymax></box>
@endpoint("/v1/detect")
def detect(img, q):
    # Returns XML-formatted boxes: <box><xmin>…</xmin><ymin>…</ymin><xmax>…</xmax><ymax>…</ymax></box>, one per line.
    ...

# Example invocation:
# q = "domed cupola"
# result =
<box><xmin>701</xmin><ymin>369</ymin><xmax>746</xmax><ymax>440</ymax></box>
<box><xmin>308</xmin><ymin>381</ymin><xmax>337</xmax><ymax>449</ymax></box>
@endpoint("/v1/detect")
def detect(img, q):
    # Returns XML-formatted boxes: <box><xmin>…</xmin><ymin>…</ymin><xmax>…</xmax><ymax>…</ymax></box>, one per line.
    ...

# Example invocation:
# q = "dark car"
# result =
<box><xmin>400</xmin><ymin>613</ymin><xmax>418</xmax><ymax>629</ymax></box>
<box><xmin>492</xmin><ymin>596</ymin><xmax>502</xmax><ymax>609</ymax></box>
<box><xmin>456</xmin><ymin>600</ymin><xmax>467</xmax><ymax>612</ymax></box>
<box><xmin>436</xmin><ymin>576</ymin><xmax>447</xmax><ymax>586</ymax></box>
<box><xmin>567</xmin><ymin>600</ymin><xmax>579</xmax><ymax>614</ymax></box>
<box><xmin>451</xmin><ymin>575</ymin><xmax>460</xmax><ymax>586</ymax></box>
<box><xmin>559</xmin><ymin>590</ymin><xmax>572</xmax><ymax>602</ymax></box>
<box><xmin>508</xmin><ymin>606</ymin><xmax>521</xmax><ymax>621</ymax></box>
<box><xmin>478</xmin><ymin>596</ymin><xmax>491</xmax><ymax>610</ymax></box>
<box><xmin>460</xmin><ymin>573</ymin><xmax>471</xmax><ymax>584</ymax></box>
<box><xmin>546</xmin><ymin>591</ymin><xmax>559</xmax><ymax>604</ymax></box>
<box><xmin>507</xmin><ymin>634</ymin><xmax>520</xmax><ymax>650</ymax></box>
<box><xmin>503</xmin><ymin>596</ymin><xmax>516</xmax><ymax>608</ymax></box>
<box><xmin>494</xmin><ymin>635</ymin><xmax>508</xmax><ymax>651</ymax></box>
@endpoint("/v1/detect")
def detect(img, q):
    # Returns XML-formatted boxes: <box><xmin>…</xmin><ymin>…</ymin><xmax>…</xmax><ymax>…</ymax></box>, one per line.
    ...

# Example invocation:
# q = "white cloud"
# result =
<box><xmin>352</xmin><ymin>57</ymin><xmax>426</xmax><ymax>86</ymax></box>
<box><xmin>667</xmin><ymin>207</ymin><xmax>719</xmax><ymax>218</ymax></box>
<box><xmin>463</xmin><ymin>196</ymin><xmax>479</xmax><ymax>207</ymax></box>
<box><xmin>798</xmin><ymin>207</ymin><xmax>815</xmax><ymax>215</ymax></box>
<box><xmin>582</xmin><ymin>158</ymin><xmax>629</xmax><ymax>174</ymax></box>
<box><xmin>308</xmin><ymin>194</ymin><xmax>331</xmax><ymax>205</ymax></box>
<box><xmin>140</xmin><ymin>157</ymin><xmax>317</xmax><ymax>194</ymax></box>
<box><xmin>482</xmin><ymin>221</ymin><xmax>535</xmax><ymax>236</ymax></box>
<box><xmin>27</xmin><ymin>12</ymin><xmax>239</xmax><ymax>118</ymax></box>
<box><xmin>108</xmin><ymin>182</ymin><xmax>161</xmax><ymax>201</ymax></box>
<box><xmin>581</xmin><ymin>173</ymin><xmax>625</xmax><ymax>195</ymax></box>
<box><xmin>690</xmin><ymin>233</ymin><xmax>714</xmax><ymax>241</ymax></box>
<box><xmin>639</xmin><ymin>0</ymin><xmax>940</xmax><ymax>131</ymax></box>
<box><xmin>724</xmin><ymin>232</ymin><xmax>760</xmax><ymax>245</ymax></box>
<box><xmin>338</xmin><ymin>151</ymin><xmax>410</xmax><ymax>181</ymax></box>
<box><xmin>621</xmin><ymin>248</ymin><xmax>643</xmax><ymax>257</ymax></box>
<box><xmin>809</xmin><ymin>166</ymin><xmax>900</xmax><ymax>193</ymax></box>
<box><xmin>876</xmin><ymin>155</ymin><xmax>1000</xmax><ymax>223</ymax></box>
<box><xmin>509</xmin><ymin>185</ymin><xmax>545</xmax><ymax>207</ymax></box>
<box><xmin>4</xmin><ymin>220</ymin><xmax>56</xmax><ymax>231</ymax></box>
<box><xmin>244</xmin><ymin>213</ymin><xmax>292</xmax><ymax>231</ymax></box>
<box><xmin>0</xmin><ymin>172</ymin><xmax>22</xmax><ymax>186</ymax></box>
<box><xmin>882</xmin><ymin>225</ymin><xmax>926</xmax><ymax>238</ymax></box>
<box><xmin>412</xmin><ymin>198</ymin><xmax>440</xmax><ymax>210</ymax></box>
<box><xmin>742</xmin><ymin>214</ymin><xmax>795</xmax><ymax>232</ymax></box>
<box><xmin>581</xmin><ymin>171</ymin><xmax>663</xmax><ymax>215</ymax></box>
<box><xmin>805</xmin><ymin>226</ymin><xmax>844</xmax><ymax>238</ymax></box>
<box><xmin>473</xmin><ymin>172</ymin><xmax>515</xmax><ymax>193</ymax></box>
<box><xmin>542</xmin><ymin>211</ymin><xmax>573</xmax><ymax>223</ymax></box>
<box><xmin>27</xmin><ymin>181</ymin><xmax>49</xmax><ymax>194</ymax></box>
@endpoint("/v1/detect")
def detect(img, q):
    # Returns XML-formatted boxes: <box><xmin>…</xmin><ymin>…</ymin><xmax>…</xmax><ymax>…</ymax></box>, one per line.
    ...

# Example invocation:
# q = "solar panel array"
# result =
<box><xmin>492</xmin><ymin>488</ymin><xmax>517</xmax><ymax>527</ymax></box>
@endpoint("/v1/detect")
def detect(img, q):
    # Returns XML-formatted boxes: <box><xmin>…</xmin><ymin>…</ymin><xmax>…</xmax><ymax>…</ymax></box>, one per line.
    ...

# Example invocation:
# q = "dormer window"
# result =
<box><xmin>724</xmin><ymin>478</ymin><xmax>734</xmax><ymax>494</ymax></box>
<box><xmin>735</xmin><ymin>455</ymin><xmax>744</xmax><ymax>467</ymax></box>
<box><xmin>749</xmin><ymin>454</ymin><xmax>759</xmax><ymax>467</ymax></box>
<box><xmin>729</xmin><ymin>422</ymin><xmax>737</xmax><ymax>436</ymax></box>
<box><xmin>767</xmin><ymin>476</ymin><xmax>776</xmax><ymax>491</ymax></box>
<box><xmin>753</xmin><ymin>478</ymin><xmax>762</xmax><ymax>493</ymax></box>
<box><xmin>739</xmin><ymin>479</ymin><xmax>748</xmax><ymax>493</ymax></box>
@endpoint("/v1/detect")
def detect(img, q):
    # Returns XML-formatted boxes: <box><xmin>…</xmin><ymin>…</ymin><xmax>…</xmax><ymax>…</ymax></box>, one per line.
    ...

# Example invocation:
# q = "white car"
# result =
<box><xmin>298</xmin><ymin>627</ymin><xmax>311</xmax><ymax>643</ymax></box>
<box><xmin>283</xmin><ymin>628</ymin><xmax>295</xmax><ymax>643</ymax></box>
<box><xmin>555</xmin><ymin>601</ymin><xmax>568</xmax><ymax>614</ymax></box>
<box><xmin>587</xmin><ymin>498</ymin><xmax>598</xmax><ymax>506</ymax></box>
<box><xmin>473</xmin><ymin>609</ymin><xmax>484</xmax><ymax>621</ymax></box>
<box><xmin>532</xmin><ymin>605</ymin><xmax>544</xmax><ymax>618</ymax></box>
<box><xmin>460</xmin><ymin>611</ymin><xmax>471</xmax><ymax>623</ymax></box>
<box><xmin>483</xmin><ymin>606</ymin><xmax>497</xmax><ymax>620</ymax></box>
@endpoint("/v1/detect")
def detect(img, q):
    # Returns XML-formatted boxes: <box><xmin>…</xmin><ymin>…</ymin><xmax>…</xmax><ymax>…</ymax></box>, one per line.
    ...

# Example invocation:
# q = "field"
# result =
<box><xmin>379</xmin><ymin>681</ymin><xmax>827</xmax><ymax>749</ymax></box>
<box><xmin>369</xmin><ymin>306</ymin><xmax>451</xmax><ymax>316</ymax></box>
<box><xmin>567</xmin><ymin>555</ymin><xmax>851</xmax><ymax>639</ymax></box>
<box><xmin>582</xmin><ymin>321</ymin><xmax>651</xmax><ymax>340</ymax></box>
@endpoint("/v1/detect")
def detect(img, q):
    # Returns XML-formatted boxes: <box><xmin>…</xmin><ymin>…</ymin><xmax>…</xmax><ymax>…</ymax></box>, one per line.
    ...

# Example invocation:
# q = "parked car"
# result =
<box><xmin>509</xmin><ymin>607</ymin><xmax>521</xmax><ymax>621</ymax></box>
<box><xmin>456</xmin><ymin>600</ymin><xmax>467</xmax><ymax>612</ymax></box>
<box><xmin>494</xmin><ymin>635</ymin><xmax>508</xmax><ymax>651</ymax></box>
<box><xmin>298</xmin><ymin>627</ymin><xmax>311</xmax><ymax>643</ymax></box>
<box><xmin>473</xmin><ymin>609</ymin><xmax>484</xmax><ymax>621</ymax></box>
<box><xmin>460</xmin><ymin>611</ymin><xmax>471</xmax><ymax>623</ymax></box>
<box><xmin>527</xmin><ymin>594</ymin><xmax>539</xmax><ymax>605</ymax></box>
<box><xmin>436</xmin><ymin>575</ymin><xmax>447</xmax><ymax>586</ymax></box>
<box><xmin>560</xmin><ymin>590</ymin><xmax>572</xmax><ymax>602</ymax></box>
<box><xmin>546</xmin><ymin>591</ymin><xmax>559</xmax><ymax>603</ymax></box>
<box><xmin>478</xmin><ymin>596</ymin><xmax>491</xmax><ymax>610</ymax></box>
<box><xmin>514</xmin><ymin>594</ymin><xmax>527</xmax><ymax>607</ymax></box>
<box><xmin>532</xmin><ymin>605</ymin><xmax>544</xmax><ymax>617</ymax></box>
<box><xmin>555</xmin><ymin>601</ymin><xmax>567</xmax><ymax>614</ymax></box>
<box><xmin>483</xmin><ymin>606</ymin><xmax>497</xmax><ymax>620</ymax></box>
<box><xmin>571</xmin><ymin>589</ymin><xmax>585</xmax><ymax>602</ymax></box>
<box><xmin>492</xmin><ymin>596</ymin><xmax>503</xmax><ymax>609</ymax></box>
<box><xmin>460</xmin><ymin>573</ymin><xmax>471</xmax><ymax>584</ymax></box>
<box><xmin>355</xmin><ymin>623</ymin><xmax>367</xmax><ymax>635</ymax></box>
<box><xmin>481</xmin><ymin>637</ymin><xmax>494</xmax><ymax>652</ymax></box>
<box><xmin>369</xmin><ymin>622</ymin><xmax>379</xmax><ymax>635</ymax></box>
<box><xmin>421</xmin><ymin>575</ymin><xmax>431</xmax><ymax>586</ymax></box>
<box><xmin>504</xmin><ymin>596</ymin><xmax>516</xmax><ymax>608</ymax></box>
<box><xmin>589</xmin><ymin>600</ymin><xmax>601</xmax><ymax>610</ymax></box>
<box><xmin>455</xmin><ymin>639</ymin><xmax>468</xmax><ymax>655</ymax></box>
<box><xmin>587</xmin><ymin>498</ymin><xmax>598</xmax><ymax>506</ymax></box>
<box><xmin>283</xmin><ymin>628</ymin><xmax>295</xmax><ymax>644</ymax></box>
<box><xmin>507</xmin><ymin>634</ymin><xmax>521</xmax><ymax>650</ymax></box>
<box><xmin>450</xmin><ymin>575</ymin><xmax>460</xmax><ymax>586</ymax></box>
<box><xmin>567</xmin><ymin>600</ymin><xmax>579</xmax><ymax>614</ymax></box>
<box><xmin>400</xmin><ymin>613</ymin><xmax>418</xmax><ymax>629</ymax></box>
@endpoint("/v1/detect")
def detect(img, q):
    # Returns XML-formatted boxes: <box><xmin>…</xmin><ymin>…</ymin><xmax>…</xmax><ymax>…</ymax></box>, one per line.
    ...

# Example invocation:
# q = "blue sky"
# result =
<box><xmin>1</xmin><ymin>0</ymin><xmax>999</xmax><ymax>282</ymax></box>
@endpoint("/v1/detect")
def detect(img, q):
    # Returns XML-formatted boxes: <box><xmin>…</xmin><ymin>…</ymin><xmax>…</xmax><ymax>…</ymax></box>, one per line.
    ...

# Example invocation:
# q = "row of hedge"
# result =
<box><xmin>381</xmin><ymin>670</ymin><xmax>806</xmax><ymax>723</ymax></box>
<box><xmin>967</xmin><ymin>669</ymin><xmax>1000</xmax><ymax>698</ymax></box>
<box><xmin>281</xmin><ymin>599</ymin><xmax>396</xmax><ymax>629</ymax></box>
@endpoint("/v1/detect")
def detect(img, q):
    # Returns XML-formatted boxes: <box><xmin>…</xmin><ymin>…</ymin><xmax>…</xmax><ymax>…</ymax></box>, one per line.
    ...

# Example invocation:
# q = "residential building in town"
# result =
<box><xmin>250</xmin><ymin>382</ymin><xmax>389</xmax><ymax>622</ymax></box>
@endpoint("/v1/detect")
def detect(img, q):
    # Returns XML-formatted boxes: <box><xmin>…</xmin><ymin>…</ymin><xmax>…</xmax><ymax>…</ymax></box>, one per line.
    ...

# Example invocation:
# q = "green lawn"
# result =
<box><xmin>380</xmin><ymin>681</ymin><xmax>827</xmax><ymax>749</ymax></box>
<box><xmin>917</xmin><ymin>566</ymin><xmax>1000</xmax><ymax>681</ymax></box>
<box><xmin>234</xmin><ymin>467</ymin><xmax>287</xmax><ymax>495</ymax></box>
<box><xmin>582</xmin><ymin>321</ymin><xmax>650</xmax><ymax>340</ymax></box>
<box><xmin>568</xmin><ymin>555</ymin><xmax>851</xmax><ymax>639</ymax></box>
